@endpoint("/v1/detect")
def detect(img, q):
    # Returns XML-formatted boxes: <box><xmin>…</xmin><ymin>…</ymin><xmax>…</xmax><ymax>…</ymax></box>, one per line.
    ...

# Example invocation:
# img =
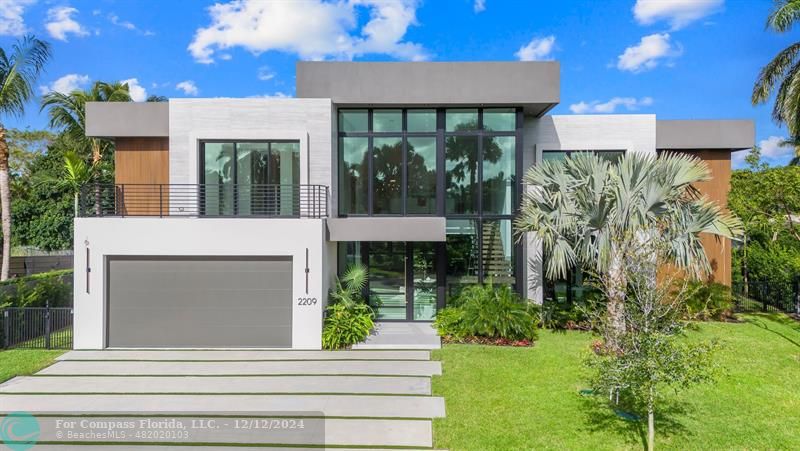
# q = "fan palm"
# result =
<box><xmin>41</xmin><ymin>81</ymin><xmax>131</xmax><ymax>167</ymax></box>
<box><xmin>0</xmin><ymin>35</ymin><xmax>51</xmax><ymax>280</ymax></box>
<box><xmin>753</xmin><ymin>0</ymin><xmax>800</xmax><ymax>145</ymax></box>
<box><xmin>515</xmin><ymin>152</ymin><xmax>742</xmax><ymax>347</ymax></box>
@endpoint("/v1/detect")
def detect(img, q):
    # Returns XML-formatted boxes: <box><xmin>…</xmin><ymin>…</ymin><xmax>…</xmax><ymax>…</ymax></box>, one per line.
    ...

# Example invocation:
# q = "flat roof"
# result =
<box><xmin>656</xmin><ymin>120</ymin><xmax>755</xmax><ymax>151</ymax></box>
<box><xmin>86</xmin><ymin>102</ymin><xmax>169</xmax><ymax>137</ymax></box>
<box><xmin>296</xmin><ymin>61</ymin><xmax>560</xmax><ymax>116</ymax></box>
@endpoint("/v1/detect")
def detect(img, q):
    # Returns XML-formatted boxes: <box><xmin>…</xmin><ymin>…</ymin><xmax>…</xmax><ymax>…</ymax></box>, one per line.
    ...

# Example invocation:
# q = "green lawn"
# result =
<box><xmin>0</xmin><ymin>349</ymin><xmax>65</xmax><ymax>383</ymax></box>
<box><xmin>432</xmin><ymin>313</ymin><xmax>800</xmax><ymax>450</ymax></box>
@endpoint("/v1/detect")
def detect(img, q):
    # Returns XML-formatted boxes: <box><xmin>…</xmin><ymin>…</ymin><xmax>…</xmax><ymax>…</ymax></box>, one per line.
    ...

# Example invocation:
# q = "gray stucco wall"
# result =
<box><xmin>85</xmin><ymin>102</ymin><xmax>169</xmax><ymax>137</ymax></box>
<box><xmin>656</xmin><ymin>120</ymin><xmax>755</xmax><ymax>150</ymax></box>
<box><xmin>297</xmin><ymin>61</ymin><xmax>560</xmax><ymax>116</ymax></box>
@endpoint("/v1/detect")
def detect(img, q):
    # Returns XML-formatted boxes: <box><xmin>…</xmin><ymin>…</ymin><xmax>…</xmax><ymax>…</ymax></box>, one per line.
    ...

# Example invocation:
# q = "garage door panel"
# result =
<box><xmin>108</xmin><ymin>257</ymin><xmax>293</xmax><ymax>348</ymax></box>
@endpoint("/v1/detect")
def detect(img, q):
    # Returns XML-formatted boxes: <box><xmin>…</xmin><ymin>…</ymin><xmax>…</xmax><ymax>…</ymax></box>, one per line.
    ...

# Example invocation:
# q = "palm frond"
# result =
<box><xmin>0</xmin><ymin>35</ymin><xmax>51</xmax><ymax>118</ymax></box>
<box><xmin>767</xmin><ymin>0</ymin><xmax>800</xmax><ymax>32</ymax></box>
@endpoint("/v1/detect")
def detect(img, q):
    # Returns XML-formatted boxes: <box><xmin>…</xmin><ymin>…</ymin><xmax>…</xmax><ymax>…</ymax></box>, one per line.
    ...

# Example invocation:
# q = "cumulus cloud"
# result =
<box><xmin>633</xmin><ymin>0</ymin><xmax>723</xmax><ymax>30</ymax></box>
<box><xmin>188</xmin><ymin>0</ymin><xmax>429</xmax><ymax>64</ymax></box>
<box><xmin>0</xmin><ymin>0</ymin><xmax>34</xmax><ymax>36</ymax></box>
<box><xmin>176</xmin><ymin>80</ymin><xmax>199</xmax><ymax>96</ymax></box>
<box><xmin>760</xmin><ymin>136</ymin><xmax>793</xmax><ymax>159</ymax></box>
<box><xmin>257</xmin><ymin>66</ymin><xmax>275</xmax><ymax>81</ymax></box>
<box><xmin>569</xmin><ymin>96</ymin><xmax>654</xmax><ymax>114</ymax></box>
<box><xmin>515</xmin><ymin>35</ymin><xmax>556</xmax><ymax>61</ymax></box>
<box><xmin>38</xmin><ymin>73</ymin><xmax>90</xmax><ymax>95</ymax></box>
<box><xmin>617</xmin><ymin>33</ymin><xmax>681</xmax><ymax>73</ymax></box>
<box><xmin>474</xmin><ymin>0</ymin><xmax>485</xmax><ymax>13</ymax></box>
<box><xmin>121</xmin><ymin>78</ymin><xmax>147</xmax><ymax>102</ymax></box>
<box><xmin>45</xmin><ymin>6</ymin><xmax>89</xmax><ymax>41</ymax></box>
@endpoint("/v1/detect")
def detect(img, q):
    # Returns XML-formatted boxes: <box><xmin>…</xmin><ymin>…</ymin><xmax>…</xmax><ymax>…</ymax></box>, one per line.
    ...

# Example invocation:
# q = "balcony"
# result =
<box><xmin>78</xmin><ymin>184</ymin><xmax>329</xmax><ymax>218</ymax></box>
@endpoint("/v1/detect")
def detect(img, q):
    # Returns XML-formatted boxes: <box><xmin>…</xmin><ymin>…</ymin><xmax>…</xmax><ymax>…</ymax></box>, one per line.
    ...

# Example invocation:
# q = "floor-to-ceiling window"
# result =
<box><xmin>201</xmin><ymin>141</ymin><xmax>300</xmax><ymax>216</ymax></box>
<box><xmin>336</xmin><ymin>108</ymin><xmax>522</xmax><ymax>318</ymax></box>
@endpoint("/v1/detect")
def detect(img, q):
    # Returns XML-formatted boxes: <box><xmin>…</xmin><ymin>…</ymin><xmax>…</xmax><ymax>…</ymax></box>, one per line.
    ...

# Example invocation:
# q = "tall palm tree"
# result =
<box><xmin>41</xmin><ymin>81</ymin><xmax>131</xmax><ymax>167</ymax></box>
<box><xmin>0</xmin><ymin>35</ymin><xmax>51</xmax><ymax>280</ymax></box>
<box><xmin>753</xmin><ymin>0</ymin><xmax>800</xmax><ymax>145</ymax></box>
<box><xmin>515</xmin><ymin>152</ymin><xmax>742</xmax><ymax>348</ymax></box>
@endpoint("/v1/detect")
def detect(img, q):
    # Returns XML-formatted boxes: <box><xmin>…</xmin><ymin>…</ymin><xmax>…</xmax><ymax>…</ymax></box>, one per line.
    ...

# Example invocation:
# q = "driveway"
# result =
<box><xmin>0</xmin><ymin>348</ymin><xmax>445</xmax><ymax>449</ymax></box>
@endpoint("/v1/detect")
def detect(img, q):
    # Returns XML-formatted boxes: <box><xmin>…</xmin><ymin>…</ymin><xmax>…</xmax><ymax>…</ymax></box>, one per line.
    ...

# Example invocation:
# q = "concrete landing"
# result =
<box><xmin>59</xmin><ymin>349</ymin><xmax>431</xmax><ymax>361</ymax></box>
<box><xmin>354</xmin><ymin>322</ymin><xmax>442</xmax><ymax>350</ymax></box>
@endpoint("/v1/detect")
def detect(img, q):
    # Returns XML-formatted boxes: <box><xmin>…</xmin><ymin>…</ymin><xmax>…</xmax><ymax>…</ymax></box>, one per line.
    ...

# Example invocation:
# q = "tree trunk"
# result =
<box><xmin>648</xmin><ymin>403</ymin><xmax>655</xmax><ymax>451</ymax></box>
<box><xmin>605</xmin><ymin>245</ymin><xmax>627</xmax><ymax>351</ymax></box>
<box><xmin>0</xmin><ymin>127</ymin><xmax>12</xmax><ymax>281</ymax></box>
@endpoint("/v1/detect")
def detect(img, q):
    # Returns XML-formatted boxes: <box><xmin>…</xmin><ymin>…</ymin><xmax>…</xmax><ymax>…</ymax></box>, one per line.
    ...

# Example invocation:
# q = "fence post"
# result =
<box><xmin>2</xmin><ymin>309</ymin><xmax>7</xmax><ymax>349</ymax></box>
<box><xmin>795</xmin><ymin>277</ymin><xmax>800</xmax><ymax>316</ymax></box>
<box><xmin>44</xmin><ymin>301</ymin><xmax>51</xmax><ymax>350</ymax></box>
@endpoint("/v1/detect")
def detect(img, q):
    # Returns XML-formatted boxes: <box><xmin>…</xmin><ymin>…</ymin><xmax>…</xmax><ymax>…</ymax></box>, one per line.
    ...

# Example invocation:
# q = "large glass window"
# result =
<box><xmin>407</xmin><ymin>109</ymin><xmax>436</xmax><ymax>132</ymax></box>
<box><xmin>407</xmin><ymin>137</ymin><xmax>437</xmax><ymax>214</ymax></box>
<box><xmin>373</xmin><ymin>110</ymin><xmax>402</xmax><ymax>132</ymax></box>
<box><xmin>483</xmin><ymin>108</ymin><xmax>516</xmax><ymax>131</ymax></box>
<box><xmin>482</xmin><ymin>136</ymin><xmax>516</xmax><ymax>214</ymax></box>
<box><xmin>445</xmin><ymin>136</ymin><xmax>478</xmax><ymax>214</ymax></box>
<box><xmin>481</xmin><ymin>220</ymin><xmax>514</xmax><ymax>285</ymax></box>
<box><xmin>373</xmin><ymin>136</ymin><xmax>403</xmax><ymax>214</ymax></box>
<box><xmin>339</xmin><ymin>110</ymin><xmax>368</xmax><ymax>132</ymax></box>
<box><xmin>445</xmin><ymin>219</ymin><xmax>479</xmax><ymax>300</ymax></box>
<box><xmin>339</xmin><ymin>137</ymin><xmax>369</xmax><ymax>215</ymax></box>
<box><xmin>446</xmin><ymin>109</ymin><xmax>478</xmax><ymax>132</ymax></box>
<box><xmin>201</xmin><ymin>141</ymin><xmax>299</xmax><ymax>216</ymax></box>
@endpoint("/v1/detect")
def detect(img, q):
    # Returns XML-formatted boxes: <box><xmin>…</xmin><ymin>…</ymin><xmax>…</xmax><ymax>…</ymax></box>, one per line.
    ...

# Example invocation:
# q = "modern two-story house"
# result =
<box><xmin>73</xmin><ymin>61</ymin><xmax>754</xmax><ymax>350</ymax></box>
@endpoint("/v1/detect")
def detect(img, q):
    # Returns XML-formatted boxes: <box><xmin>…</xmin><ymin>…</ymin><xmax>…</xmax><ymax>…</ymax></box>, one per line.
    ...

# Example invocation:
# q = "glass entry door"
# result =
<box><xmin>367</xmin><ymin>242</ymin><xmax>439</xmax><ymax>321</ymax></box>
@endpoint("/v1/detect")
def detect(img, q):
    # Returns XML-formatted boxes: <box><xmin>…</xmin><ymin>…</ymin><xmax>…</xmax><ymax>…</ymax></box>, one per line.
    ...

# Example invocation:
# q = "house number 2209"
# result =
<box><xmin>297</xmin><ymin>297</ymin><xmax>317</xmax><ymax>306</ymax></box>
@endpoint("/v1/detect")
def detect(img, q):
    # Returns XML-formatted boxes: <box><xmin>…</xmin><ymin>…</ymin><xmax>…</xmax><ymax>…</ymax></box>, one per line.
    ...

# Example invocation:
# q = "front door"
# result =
<box><xmin>367</xmin><ymin>242</ymin><xmax>440</xmax><ymax>321</ymax></box>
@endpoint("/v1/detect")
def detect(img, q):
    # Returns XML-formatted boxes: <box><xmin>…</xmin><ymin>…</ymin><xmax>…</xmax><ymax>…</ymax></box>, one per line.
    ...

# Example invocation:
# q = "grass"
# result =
<box><xmin>0</xmin><ymin>348</ymin><xmax>65</xmax><ymax>383</ymax></box>
<box><xmin>432</xmin><ymin>313</ymin><xmax>800</xmax><ymax>450</ymax></box>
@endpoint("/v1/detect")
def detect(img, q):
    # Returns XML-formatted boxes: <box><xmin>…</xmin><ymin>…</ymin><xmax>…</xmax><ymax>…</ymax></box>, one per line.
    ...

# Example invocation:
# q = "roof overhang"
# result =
<box><xmin>85</xmin><ymin>102</ymin><xmax>169</xmax><ymax>138</ymax></box>
<box><xmin>296</xmin><ymin>61</ymin><xmax>560</xmax><ymax>117</ymax></box>
<box><xmin>656</xmin><ymin>120</ymin><xmax>755</xmax><ymax>151</ymax></box>
<box><xmin>327</xmin><ymin>217</ymin><xmax>446</xmax><ymax>242</ymax></box>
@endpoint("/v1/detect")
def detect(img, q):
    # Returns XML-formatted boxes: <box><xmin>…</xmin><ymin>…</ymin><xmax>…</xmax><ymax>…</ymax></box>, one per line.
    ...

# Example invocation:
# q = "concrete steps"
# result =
<box><xmin>0</xmin><ymin>349</ymin><xmax>446</xmax><ymax>449</ymax></box>
<box><xmin>36</xmin><ymin>359</ymin><xmax>442</xmax><ymax>376</ymax></box>
<box><xmin>59</xmin><ymin>349</ymin><xmax>432</xmax><ymax>361</ymax></box>
<box><xmin>0</xmin><ymin>374</ymin><xmax>431</xmax><ymax>395</ymax></box>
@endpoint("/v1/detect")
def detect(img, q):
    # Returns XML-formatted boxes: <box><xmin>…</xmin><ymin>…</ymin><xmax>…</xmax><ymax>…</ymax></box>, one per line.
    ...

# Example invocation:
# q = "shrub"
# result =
<box><xmin>537</xmin><ymin>299</ymin><xmax>592</xmax><ymax>330</ymax></box>
<box><xmin>0</xmin><ymin>270</ymin><xmax>72</xmax><ymax>308</ymax></box>
<box><xmin>435</xmin><ymin>283</ymin><xmax>538</xmax><ymax>342</ymax></box>
<box><xmin>322</xmin><ymin>302</ymin><xmax>374</xmax><ymax>350</ymax></box>
<box><xmin>322</xmin><ymin>263</ymin><xmax>374</xmax><ymax>350</ymax></box>
<box><xmin>684</xmin><ymin>281</ymin><xmax>734</xmax><ymax>321</ymax></box>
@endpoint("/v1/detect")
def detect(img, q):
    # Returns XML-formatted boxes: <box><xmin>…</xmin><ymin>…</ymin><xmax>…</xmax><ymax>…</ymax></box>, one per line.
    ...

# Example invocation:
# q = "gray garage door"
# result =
<box><xmin>107</xmin><ymin>257</ymin><xmax>292</xmax><ymax>348</ymax></box>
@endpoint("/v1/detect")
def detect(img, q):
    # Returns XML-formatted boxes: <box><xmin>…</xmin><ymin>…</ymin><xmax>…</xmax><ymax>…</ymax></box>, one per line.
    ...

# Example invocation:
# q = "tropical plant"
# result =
<box><xmin>753</xmin><ymin>0</ymin><xmax>800</xmax><ymax>146</ymax></box>
<box><xmin>586</xmin><ymin>239</ymin><xmax>720</xmax><ymax>451</ymax></box>
<box><xmin>322</xmin><ymin>263</ymin><xmax>374</xmax><ymax>350</ymax></box>
<box><xmin>683</xmin><ymin>280</ymin><xmax>735</xmax><ymax>321</ymax></box>
<box><xmin>34</xmin><ymin>150</ymin><xmax>94</xmax><ymax>215</ymax></box>
<box><xmin>41</xmin><ymin>80</ymin><xmax>131</xmax><ymax>167</ymax></box>
<box><xmin>434</xmin><ymin>282</ymin><xmax>538</xmax><ymax>342</ymax></box>
<box><xmin>0</xmin><ymin>35</ymin><xmax>51</xmax><ymax>281</ymax></box>
<box><xmin>516</xmin><ymin>152</ymin><xmax>742</xmax><ymax>349</ymax></box>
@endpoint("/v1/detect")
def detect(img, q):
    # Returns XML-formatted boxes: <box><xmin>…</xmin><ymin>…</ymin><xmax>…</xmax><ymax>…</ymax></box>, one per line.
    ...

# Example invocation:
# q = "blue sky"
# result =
<box><xmin>0</xmin><ymin>0</ymin><xmax>792</xmax><ymax>167</ymax></box>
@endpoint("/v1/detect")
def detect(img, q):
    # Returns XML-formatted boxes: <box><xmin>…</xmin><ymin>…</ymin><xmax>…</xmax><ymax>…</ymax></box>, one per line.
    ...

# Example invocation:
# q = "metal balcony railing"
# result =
<box><xmin>78</xmin><ymin>184</ymin><xmax>329</xmax><ymax>218</ymax></box>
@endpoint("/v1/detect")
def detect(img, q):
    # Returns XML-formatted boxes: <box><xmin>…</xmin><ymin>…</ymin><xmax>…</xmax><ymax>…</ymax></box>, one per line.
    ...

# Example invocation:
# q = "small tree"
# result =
<box><xmin>586</xmin><ymin>237</ymin><xmax>719</xmax><ymax>451</ymax></box>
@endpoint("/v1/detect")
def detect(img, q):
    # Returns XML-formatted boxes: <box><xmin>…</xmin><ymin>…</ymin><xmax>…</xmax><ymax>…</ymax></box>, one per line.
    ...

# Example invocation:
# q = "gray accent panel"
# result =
<box><xmin>656</xmin><ymin>120</ymin><xmax>755</xmax><ymax>150</ymax></box>
<box><xmin>86</xmin><ymin>102</ymin><xmax>169</xmax><ymax>137</ymax></box>
<box><xmin>296</xmin><ymin>61</ymin><xmax>560</xmax><ymax>116</ymax></box>
<box><xmin>107</xmin><ymin>256</ymin><xmax>292</xmax><ymax>348</ymax></box>
<box><xmin>327</xmin><ymin>217</ymin><xmax>445</xmax><ymax>242</ymax></box>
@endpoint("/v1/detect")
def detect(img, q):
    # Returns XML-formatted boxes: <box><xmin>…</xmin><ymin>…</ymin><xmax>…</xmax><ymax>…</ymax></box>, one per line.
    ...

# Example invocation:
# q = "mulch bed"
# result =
<box><xmin>441</xmin><ymin>335</ymin><xmax>534</xmax><ymax>347</ymax></box>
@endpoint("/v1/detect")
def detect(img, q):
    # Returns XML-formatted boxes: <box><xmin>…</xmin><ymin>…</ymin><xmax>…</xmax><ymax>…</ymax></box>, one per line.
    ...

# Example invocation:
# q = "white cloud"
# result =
<box><xmin>109</xmin><ymin>12</ymin><xmax>154</xmax><ymax>36</ymax></box>
<box><xmin>633</xmin><ymin>0</ymin><xmax>723</xmax><ymax>30</ymax></box>
<box><xmin>45</xmin><ymin>6</ymin><xmax>89</xmax><ymax>41</ymax></box>
<box><xmin>257</xmin><ymin>66</ymin><xmax>275</xmax><ymax>81</ymax></box>
<box><xmin>176</xmin><ymin>80</ymin><xmax>199</xmax><ymax>96</ymax></box>
<box><xmin>38</xmin><ymin>73</ymin><xmax>90</xmax><ymax>95</ymax></box>
<box><xmin>121</xmin><ymin>78</ymin><xmax>147</xmax><ymax>102</ymax></box>
<box><xmin>474</xmin><ymin>0</ymin><xmax>485</xmax><ymax>13</ymax></box>
<box><xmin>760</xmin><ymin>136</ymin><xmax>793</xmax><ymax>159</ymax></box>
<box><xmin>617</xmin><ymin>33</ymin><xmax>681</xmax><ymax>73</ymax></box>
<box><xmin>0</xmin><ymin>0</ymin><xmax>34</xmax><ymax>36</ymax></box>
<box><xmin>515</xmin><ymin>35</ymin><xmax>556</xmax><ymax>61</ymax></box>
<box><xmin>569</xmin><ymin>96</ymin><xmax>654</xmax><ymax>114</ymax></box>
<box><xmin>188</xmin><ymin>0</ymin><xmax>429</xmax><ymax>64</ymax></box>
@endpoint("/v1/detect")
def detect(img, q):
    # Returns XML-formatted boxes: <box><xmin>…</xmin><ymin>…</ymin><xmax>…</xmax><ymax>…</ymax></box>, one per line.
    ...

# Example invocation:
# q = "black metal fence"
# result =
<box><xmin>731</xmin><ymin>281</ymin><xmax>800</xmax><ymax>315</ymax></box>
<box><xmin>78</xmin><ymin>183</ymin><xmax>329</xmax><ymax>218</ymax></box>
<box><xmin>1</xmin><ymin>306</ymin><xmax>73</xmax><ymax>350</ymax></box>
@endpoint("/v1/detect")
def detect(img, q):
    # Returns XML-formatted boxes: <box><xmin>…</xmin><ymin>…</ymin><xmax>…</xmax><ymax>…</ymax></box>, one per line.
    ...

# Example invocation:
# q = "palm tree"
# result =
<box><xmin>41</xmin><ymin>81</ymin><xmax>131</xmax><ymax>167</ymax></box>
<box><xmin>35</xmin><ymin>150</ymin><xmax>95</xmax><ymax>215</ymax></box>
<box><xmin>515</xmin><ymin>152</ymin><xmax>742</xmax><ymax>348</ymax></box>
<box><xmin>0</xmin><ymin>35</ymin><xmax>51</xmax><ymax>280</ymax></box>
<box><xmin>753</xmin><ymin>0</ymin><xmax>800</xmax><ymax>143</ymax></box>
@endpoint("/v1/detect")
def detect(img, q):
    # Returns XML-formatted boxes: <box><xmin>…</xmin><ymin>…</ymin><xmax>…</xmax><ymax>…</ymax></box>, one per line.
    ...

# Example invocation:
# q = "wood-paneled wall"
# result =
<box><xmin>677</xmin><ymin>150</ymin><xmax>733</xmax><ymax>286</ymax></box>
<box><xmin>115</xmin><ymin>137</ymin><xmax>169</xmax><ymax>215</ymax></box>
